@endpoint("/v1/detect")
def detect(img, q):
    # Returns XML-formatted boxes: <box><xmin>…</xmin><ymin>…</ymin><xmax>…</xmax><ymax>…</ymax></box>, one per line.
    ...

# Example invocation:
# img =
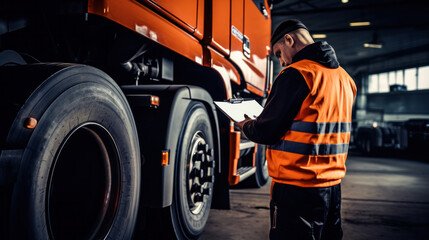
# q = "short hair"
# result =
<box><xmin>271</xmin><ymin>19</ymin><xmax>308</xmax><ymax>47</ymax></box>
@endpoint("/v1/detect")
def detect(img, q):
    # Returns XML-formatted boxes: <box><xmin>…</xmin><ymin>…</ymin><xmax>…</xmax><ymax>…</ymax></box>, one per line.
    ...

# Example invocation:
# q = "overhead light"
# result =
<box><xmin>349</xmin><ymin>21</ymin><xmax>371</xmax><ymax>27</ymax></box>
<box><xmin>364</xmin><ymin>32</ymin><xmax>383</xmax><ymax>48</ymax></box>
<box><xmin>364</xmin><ymin>43</ymin><xmax>383</xmax><ymax>48</ymax></box>
<box><xmin>341</xmin><ymin>0</ymin><xmax>349</xmax><ymax>3</ymax></box>
<box><xmin>312</xmin><ymin>34</ymin><xmax>327</xmax><ymax>39</ymax></box>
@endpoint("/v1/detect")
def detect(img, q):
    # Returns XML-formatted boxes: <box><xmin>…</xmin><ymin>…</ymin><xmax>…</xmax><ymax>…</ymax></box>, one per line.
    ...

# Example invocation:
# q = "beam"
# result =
<box><xmin>311</xmin><ymin>23</ymin><xmax>429</xmax><ymax>34</ymax></box>
<box><xmin>346</xmin><ymin>43</ymin><xmax>429</xmax><ymax>67</ymax></box>
<box><xmin>272</xmin><ymin>0</ymin><xmax>424</xmax><ymax>16</ymax></box>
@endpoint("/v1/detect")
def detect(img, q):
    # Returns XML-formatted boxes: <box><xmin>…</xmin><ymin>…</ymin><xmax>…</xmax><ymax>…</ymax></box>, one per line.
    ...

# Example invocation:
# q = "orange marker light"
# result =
<box><xmin>24</xmin><ymin>117</ymin><xmax>38</xmax><ymax>129</ymax></box>
<box><xmin>151</xmin><ymin>95</ymin><xmax>160</xmax><ymax>107</ymax></box>
<box><xmin>161</xmin><ymin>150</ymin><xmax>169</xmax><ymax>166</ymax></box>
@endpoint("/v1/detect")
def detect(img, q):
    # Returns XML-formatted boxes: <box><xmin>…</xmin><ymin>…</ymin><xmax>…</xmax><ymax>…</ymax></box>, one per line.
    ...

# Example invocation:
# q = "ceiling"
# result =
<box><xmin>270</xmin><ymin>0</ymin><xmax>429</xmax><ymax>76</ymax></box>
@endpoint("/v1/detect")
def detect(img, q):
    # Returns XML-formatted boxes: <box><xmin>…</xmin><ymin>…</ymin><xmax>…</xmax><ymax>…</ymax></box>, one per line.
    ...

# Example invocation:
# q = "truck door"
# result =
<box><xmin>231</xmin><ymin>0</ymin><xmax>271</xmax><ymax>95</ymax></box>
<box><xmin>211</xmin><ymin>0</ymin><xmax>231</xmax><ymax>55</ymax></box>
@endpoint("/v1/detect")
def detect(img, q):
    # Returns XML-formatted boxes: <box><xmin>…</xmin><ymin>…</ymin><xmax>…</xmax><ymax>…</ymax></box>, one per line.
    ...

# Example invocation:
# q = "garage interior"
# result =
<box><xmin>1</xmin><ymin>0</ymin><xmax>428</xmax><ymax>239</ymax></box>
<box><xmin>202</xmin><ymin>0</ymin><xmax>429</xmax><ymax>239</ymax></box>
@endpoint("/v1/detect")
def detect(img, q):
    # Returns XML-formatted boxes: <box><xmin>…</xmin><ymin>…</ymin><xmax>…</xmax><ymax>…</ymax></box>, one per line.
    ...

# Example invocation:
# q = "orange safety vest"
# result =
<box><xmin>267</xmin><ymin>59</ymin><xmax>357</xmax><ymax>188</ymax></box>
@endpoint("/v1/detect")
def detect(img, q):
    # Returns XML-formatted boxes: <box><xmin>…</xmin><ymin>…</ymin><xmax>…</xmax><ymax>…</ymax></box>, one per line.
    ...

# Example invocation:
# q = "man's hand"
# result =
<box><xmin>235</xmin><ymin>114</ymin><xmax>253</xmax><ymax>130</ymax></box>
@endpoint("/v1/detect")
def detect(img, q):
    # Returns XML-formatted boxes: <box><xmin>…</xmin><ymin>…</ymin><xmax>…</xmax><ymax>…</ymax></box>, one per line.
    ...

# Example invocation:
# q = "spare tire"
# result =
<box><xmin>9</xmin><ymin>64</ymin><xmax>140</xmax><ymax>240</ymax></box>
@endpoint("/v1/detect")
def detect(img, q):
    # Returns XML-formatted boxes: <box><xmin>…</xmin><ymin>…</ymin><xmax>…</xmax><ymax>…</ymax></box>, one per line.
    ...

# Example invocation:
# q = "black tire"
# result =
<box><xmin>363</xmin><ymin>137</ymin><xmax>372</xmax><ymax>155</ymax></box>
<box><xmin>9</xmin><ymin>65</ymin><xmax>140</xmax><ymax>239</ymax></box>
<box><xmin>252</xmin><ymin>144</ymin><xmax>269</xmax><ymax>187</ymax></box>
<box><xmin>171</xmin><ymin>102</ymin><xmax>215</xmax><ymax>239</ymax></box>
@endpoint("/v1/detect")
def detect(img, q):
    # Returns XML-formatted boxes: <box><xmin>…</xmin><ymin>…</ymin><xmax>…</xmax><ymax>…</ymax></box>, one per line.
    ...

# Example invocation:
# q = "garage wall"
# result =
<box><xmin>366</xmin><ymin>90</ymin><xmax>429</xmax><ymax>122</ymax></box>
<box><xmin>367</xmin><ymin>90</ymin><xmax>429</xmax><ymax>114</ymax></box>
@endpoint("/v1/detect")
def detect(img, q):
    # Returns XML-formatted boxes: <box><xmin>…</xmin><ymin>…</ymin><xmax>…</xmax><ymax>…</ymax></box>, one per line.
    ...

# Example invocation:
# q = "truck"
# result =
<box><xmin>355</xmin><ymin>118</ymin><xmax>429</xmax><ymax>156</ymax></box>
<box><xmin>355</xmin><ymin>121</ymin><xmax>405</xmax><ymax>154</ymax></box>
<box><xmin>354</xmin><ymin>109</ymin><xmax>429</xmax><ymax>157</ymax></box>
<box><xmin>0</xmin><ymin>0</ymin><xmax>272</xmax><ymax>239</ymax></box>
<box><xmin>354</xmin><ymin>109</ymin><xmax>405</xmax><ymax>154</ymax></box>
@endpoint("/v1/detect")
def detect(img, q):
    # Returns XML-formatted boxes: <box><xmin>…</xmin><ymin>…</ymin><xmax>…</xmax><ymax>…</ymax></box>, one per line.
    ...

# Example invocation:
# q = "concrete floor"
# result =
<box><xmin>201</xmin><ymin>154</ymin><xmax>429</xmax><ymax>240</ymax></box>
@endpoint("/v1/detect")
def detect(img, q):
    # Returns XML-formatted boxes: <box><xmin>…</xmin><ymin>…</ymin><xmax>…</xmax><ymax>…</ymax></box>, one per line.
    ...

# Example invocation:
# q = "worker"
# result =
<box><xmin>235</xmin><ymin>19</ymin><xmax>356</xmax><ymax>240</ymax></box>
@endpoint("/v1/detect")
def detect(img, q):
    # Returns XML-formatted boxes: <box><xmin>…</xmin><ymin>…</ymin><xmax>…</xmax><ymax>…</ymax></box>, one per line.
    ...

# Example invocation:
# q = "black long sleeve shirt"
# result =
<box><xmin>242</xmin><ymin>41</ymin><xmax>340</xmax><ymax>145</ymax></box>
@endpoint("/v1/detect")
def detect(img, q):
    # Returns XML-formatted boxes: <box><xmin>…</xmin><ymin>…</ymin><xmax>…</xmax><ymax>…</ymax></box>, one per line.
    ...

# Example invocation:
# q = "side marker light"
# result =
<box><xmin>24</xmin><ymin>117</ymin><xmax>38</xmax><ymax>129</ymax></box>
<box><xmin>151</xmin><ymin>95</ymin><xmax>160</xmax><ymax>107</ymax></box>
<box><xmin>161</xmin><ymin>150</ymin><xmax>169</xmax><ymax>166</ymax></box>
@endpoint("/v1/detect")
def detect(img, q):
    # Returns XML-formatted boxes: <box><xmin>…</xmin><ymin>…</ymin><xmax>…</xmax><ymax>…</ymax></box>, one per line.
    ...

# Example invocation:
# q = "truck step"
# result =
<box><xmin>240</xmin><ymin>140</ymin><xmax>255</xmax><ymax>150</ymax></box>
<box><xmin>236</xmin><ymin>166</ymin><xmax>256</xmax><ymax>182</ymax></box>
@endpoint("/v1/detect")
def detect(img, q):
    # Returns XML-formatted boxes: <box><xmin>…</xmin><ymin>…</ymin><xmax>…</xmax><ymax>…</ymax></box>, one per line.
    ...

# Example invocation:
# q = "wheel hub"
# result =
<box><xmin>187</xmin><ymin>131</ymin><xmax>215</xmax><ymax>214</ymax></box>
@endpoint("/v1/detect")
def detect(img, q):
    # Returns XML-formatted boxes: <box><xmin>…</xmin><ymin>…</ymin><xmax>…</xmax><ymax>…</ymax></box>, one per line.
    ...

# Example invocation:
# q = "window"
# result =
<box><xmin>396</xmin><ymin>70</ymin><xmax>404</xmax><ymax>85</ymax></box>
<box><xmin>368</xmin><ymin>74</ymin><xmax>378</xmax><ymax>93</ymax></box>
<box><xmin>405</xmin><ymin>68</ymin><xmax>417</xmax><ymax>91</ymax></box>
<box><xmin>418</xmin><ymin>66</ymin><xmax>429</xmax><ymax>90</ymax></box>
<box><xmin>379</xmin><ymin>73</ymin><xmax>389</xmax><ymax>92</ymax></box>
<box><xmin>388</xmin><ymin>71</ymin><xmax>396</xmax><ymax>85</ymax></box>
<box><xmin>252</xmin><ymin>0</ymin><xmax>268</xmax><ymax>17</ymax></box>
<box><xmin>368</xmin><ymin>65</ymin><xmax>429</xmax><ymax>93</ymax></box>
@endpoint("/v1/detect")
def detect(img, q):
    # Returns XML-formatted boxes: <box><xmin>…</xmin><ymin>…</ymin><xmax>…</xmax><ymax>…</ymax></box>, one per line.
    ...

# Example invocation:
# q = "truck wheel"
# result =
<box><xmin>9</xmin><ymin>65</ymin><xmax>140</xmax><ymax>239</ymax></box>
<box><xmin>171</xmin><ymin>102</ymin><xmax>214</xmax><ymax>239</ymax></box>
<box><xmin>239</xmin><ymin>144</ymin><xmax>269</xmax><ymax>188</ymax></box>
<box><xmin>363</xmin><ymin>137</ymin><xmax>372</xmax><ymax>155</ymax></box>
<box><xmin>252</xmin><ymin>144</ymin><xmax>269</xmax><ymax>187</ymax></box>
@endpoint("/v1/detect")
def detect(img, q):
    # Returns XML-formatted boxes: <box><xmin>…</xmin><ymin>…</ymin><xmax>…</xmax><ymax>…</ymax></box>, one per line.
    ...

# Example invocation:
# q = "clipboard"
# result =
<box><xmin>214</xmin><ymin>99</ymin><xmax>264</xmax><ymax>122</ymax></box>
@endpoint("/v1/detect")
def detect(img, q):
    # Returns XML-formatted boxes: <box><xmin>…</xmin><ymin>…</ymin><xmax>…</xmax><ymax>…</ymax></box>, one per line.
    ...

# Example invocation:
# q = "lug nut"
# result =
<box><xmin>202</xmin><ymin>158</ymin><xmax>214</xmax><ymax>168</ymax></box>
<box><xmin>199</xmin><ymin>169</ymin><xmax>214</xmax><ymax>183</ymax></box>
<box><xmin>197</xmin><ymin>143</ymin><xmax>209</xmax><ymax>153</ymax></box>
<box><xmin>207</xmin><ymin>167</ymin><xmax>213</xmax><ymax>177</ymax></box>
<box><xmin>207</xmin><ymin>148</ymin><xmax>214</xmax><ymax>156</ymax></box>
<box><xmin>200</xmin><ymin>154</ymin><xmax>206</xmax><ymax>163</ymax></box>
<box><xmin>191</xmin><ymin>168</ymin><xmax>204</xmax><ymax>179</ymax></box>
<box><xmin>195</xmin><ymin>153</ymin><xmax>206</xmax><ymax>163</ymax></box>
<box><xmin>202</xmin><ymin>169</ymin><xmax>214</xmax><ymax>182</ymax></box>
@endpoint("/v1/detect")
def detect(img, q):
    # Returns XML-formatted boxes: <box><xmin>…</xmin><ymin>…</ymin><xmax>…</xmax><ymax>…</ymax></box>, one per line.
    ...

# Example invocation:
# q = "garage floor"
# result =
<box><xmin>201</xmin><ymin>154</ymin><xmax>429</xmax><ymax>240</ymax></box>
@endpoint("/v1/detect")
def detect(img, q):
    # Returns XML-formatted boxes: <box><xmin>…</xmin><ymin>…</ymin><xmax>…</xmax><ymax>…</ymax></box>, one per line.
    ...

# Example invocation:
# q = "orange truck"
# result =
<box><xmin>0</xmin><ymin>0</ymin><xmax>272</xmax><ymax>239</ymax></box>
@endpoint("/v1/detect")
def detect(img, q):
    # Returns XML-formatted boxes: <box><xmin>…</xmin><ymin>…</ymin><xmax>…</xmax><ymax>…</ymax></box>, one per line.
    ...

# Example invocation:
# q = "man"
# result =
<box><xmin>235</xmin><ymin>19</ymin><xmax>356</xmax><ymax>240</ymax></box>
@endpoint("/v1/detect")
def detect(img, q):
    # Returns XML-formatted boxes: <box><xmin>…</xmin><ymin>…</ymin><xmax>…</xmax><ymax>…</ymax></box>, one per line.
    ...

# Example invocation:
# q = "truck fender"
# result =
<box><xmin>121</xmin><ymin>85</ymin><xmax>220</xmax><ymax>208</ymax></box>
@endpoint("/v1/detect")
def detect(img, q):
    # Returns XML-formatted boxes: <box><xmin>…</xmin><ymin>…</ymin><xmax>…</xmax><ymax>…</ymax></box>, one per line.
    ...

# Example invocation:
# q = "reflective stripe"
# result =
<box><xmin>290</xmin><ymin>121</ymin><xmax>351</xmax><ymax>134</ymax></box>
<box><xmin>269</xmin><ymin>140</ymin><xmax>349</xmax><ymax>156</ymax></box>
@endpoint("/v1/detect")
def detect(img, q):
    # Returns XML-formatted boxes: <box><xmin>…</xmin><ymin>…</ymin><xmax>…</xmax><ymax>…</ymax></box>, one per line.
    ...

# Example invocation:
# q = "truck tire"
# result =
<box><xmin>239</xmin><ymin>144</ymin><xmax>269</xmax><ymax>188</ymax></box>
<box><xmin>9</xmin><ymin>65</ymin><xmax>140</xmax><ymax>239</ymax></box>
<box><xmin>171</xmin><ymin>101</ymin><xmax>215</xmax><ymax>239</ymax></box>
<box><xmin>251</xmin><ymin>144</ymin><xmax>269</xmax><ymax>187</ymax></box>
<box><xmin>363</xmin><ymin>137</ymin><xmax>372</xmax><ymax>155</ymax></box>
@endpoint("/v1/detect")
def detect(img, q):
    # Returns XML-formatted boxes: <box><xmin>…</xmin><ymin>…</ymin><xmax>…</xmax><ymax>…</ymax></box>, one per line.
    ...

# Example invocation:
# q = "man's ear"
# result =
<box><xmin>284</xmin><ymin>34</ymin><xmax>294</xmax><ymax>47</ymax></box>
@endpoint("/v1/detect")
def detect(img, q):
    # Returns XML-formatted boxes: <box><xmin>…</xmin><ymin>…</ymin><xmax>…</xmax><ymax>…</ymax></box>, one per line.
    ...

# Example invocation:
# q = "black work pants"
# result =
<box><xmin>270</xmin><ymin>183</ymin><xmax>342</xmax><ymax>240</ymax></box>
